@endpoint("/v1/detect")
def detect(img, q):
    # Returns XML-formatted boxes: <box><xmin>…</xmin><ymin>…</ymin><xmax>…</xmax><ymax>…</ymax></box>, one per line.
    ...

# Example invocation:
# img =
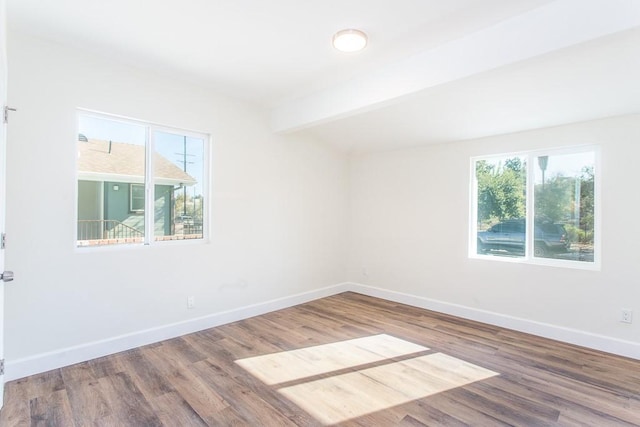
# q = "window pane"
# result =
<box><xmin>130</xmin><ymin>184</ymin><xmax>145</xmax><ymax>212</ymax></box>
<box><xmin>153</xmin><ymin>131</ymin><xmax>205</xmax><ymax>241</ymax></box>
<box><xmin>534</xmin><ymin>152</ymin><xmax>595</xmax><ymax>262</ymax></box>
<box><xmin>475</xmin><ymin>156</ymin><xmax>527</xmax><ymax>258</ymax></box>
<box><xmin>77</xmin><ymin>115</ymin><xmax>146</xmax><ymax>247</ymax></box>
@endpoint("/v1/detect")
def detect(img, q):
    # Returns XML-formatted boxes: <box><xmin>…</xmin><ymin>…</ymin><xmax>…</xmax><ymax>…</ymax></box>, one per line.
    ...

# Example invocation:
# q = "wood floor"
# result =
<box><xmin>2</xmin><ymin>292</ymin><xmax>640</xmax><ymax>426</ymax></box>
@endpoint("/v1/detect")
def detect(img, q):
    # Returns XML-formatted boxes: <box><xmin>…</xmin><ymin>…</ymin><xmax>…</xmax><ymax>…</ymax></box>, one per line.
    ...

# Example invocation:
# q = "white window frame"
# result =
<box><xmin>129</xmin><ymin>184</ymin><xmax>145</xmax><ymax>213</ymax></box>
<box><xmin>469</xmin><ymin>145</ymin><xmax>600</xmax><ymax>270</ymax></box>
<box><xmin>76</xmin><ymin>109</ymin><xmax>210</xmax><ymax>248</ymax></box>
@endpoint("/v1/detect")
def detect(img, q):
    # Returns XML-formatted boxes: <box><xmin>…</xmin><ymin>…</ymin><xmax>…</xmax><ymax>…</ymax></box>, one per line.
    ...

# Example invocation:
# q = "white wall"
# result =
<box><xmin>5</xmin><ymin>31</ymin><xmax>640</xmax><ymax>379</ymax></box>
<box><xmin>348</xmin><ymin>115</ymin><xmax>640</xmax><ymax>351</ymax></box>
<box><xmin>4</xmin><ymin>33</ymin><xmax>349</xmax><ymax>371</ymax></box>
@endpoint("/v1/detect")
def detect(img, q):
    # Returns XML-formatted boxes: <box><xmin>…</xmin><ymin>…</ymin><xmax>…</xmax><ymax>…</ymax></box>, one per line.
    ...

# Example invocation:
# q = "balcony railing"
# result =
<box><xmin>78</xmin><ymin>220</ymin><xmax>144</xmax><ymax>241</ymax></box>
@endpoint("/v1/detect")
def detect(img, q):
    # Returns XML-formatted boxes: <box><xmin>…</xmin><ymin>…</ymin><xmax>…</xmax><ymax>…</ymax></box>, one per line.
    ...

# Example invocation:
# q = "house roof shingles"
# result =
<box><xmin>77</xmin><ymin>139</ymin><xmax>197</xmax><ymax>185</ymax></box>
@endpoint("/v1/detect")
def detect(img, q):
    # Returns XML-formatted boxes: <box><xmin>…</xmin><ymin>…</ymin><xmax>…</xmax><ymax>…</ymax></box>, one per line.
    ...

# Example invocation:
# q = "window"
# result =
<box><xmin>129</xmin><ymin>184</ymin><xmax>145</xmax><ymax>213</ymax></box>
<box><xmin>76</xmin><ymin>111</ymin><xmax>209</xmax><ymax>247</ymax></box>
<box><xmin>471</xmin><ymin>147</ymin><xmax>598</xmax><ymax>267</ymax></box>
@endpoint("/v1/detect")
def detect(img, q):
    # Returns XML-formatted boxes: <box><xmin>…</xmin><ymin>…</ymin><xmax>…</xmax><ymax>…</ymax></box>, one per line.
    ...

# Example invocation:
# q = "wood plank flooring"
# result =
<box><xmin>2</xmin><ymin>292</ymin><xmax>640</xmax><ymax>426</ymax></box>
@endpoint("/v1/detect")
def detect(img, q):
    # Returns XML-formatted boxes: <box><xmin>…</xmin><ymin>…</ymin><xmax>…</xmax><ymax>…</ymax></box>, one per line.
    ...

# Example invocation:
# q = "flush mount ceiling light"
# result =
<box><xmin>332</xmin><ymin>29</ymin><xmax>368</xmax><ymax>53</ymax></box>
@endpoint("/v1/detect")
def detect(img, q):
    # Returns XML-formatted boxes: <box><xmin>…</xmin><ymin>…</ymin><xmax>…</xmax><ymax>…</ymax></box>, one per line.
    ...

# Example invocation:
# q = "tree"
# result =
<box><xmin>578</xmin><ymin>166</ymin><xmax>595</xmax><ymax>243</ymax></box>
<box><xmin>534</xmin><ymin>165</ymin><xmax>594</xmax><ymax>244</ymax></box>
<box><xmin>174</xmin><ymin>191</ymin><xmax>204</xmax><ymax>221</ymax></box>
<box><xmin>534</xmin><ymin>174</ymin><xmax>573</xmax><ymax>222</ymax></box>
<box><xmin>476</xmin><ymin>158</ymin><xmax>526</xmax><ymax>226</ymax></box>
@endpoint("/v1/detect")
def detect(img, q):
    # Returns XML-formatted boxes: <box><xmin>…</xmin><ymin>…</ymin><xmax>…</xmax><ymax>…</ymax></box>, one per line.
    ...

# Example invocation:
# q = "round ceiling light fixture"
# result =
<box><xmin>332</xmin><ymin>29</ymin><xmax>368</xmax><ymax>53</ymax></box>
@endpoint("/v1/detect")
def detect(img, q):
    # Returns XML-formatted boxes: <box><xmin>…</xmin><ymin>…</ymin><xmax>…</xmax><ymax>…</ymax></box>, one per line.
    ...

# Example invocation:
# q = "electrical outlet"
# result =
<box><xmin>187</xmin><ymin>296</ymin><xmax>195</xmax><ymax>309</ymax></box>
<box><xmin>621</xmin><ymin>309</ymin><xmax>633</xmax><ymax>324</ymax></box>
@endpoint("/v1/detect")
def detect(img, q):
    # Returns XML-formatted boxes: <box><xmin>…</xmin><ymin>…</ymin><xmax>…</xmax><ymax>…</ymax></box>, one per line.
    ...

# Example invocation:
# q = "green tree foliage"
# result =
<box><xmin>578</xmin><ymin>166</ymin><xmax>594</xmax><ymax>242</ymax></box>
<box><xmin>174</xmin><ymin>192</ymin><xmax>204</xmax><ymax>220</ymax></box>
<box><xmin>476</xmin><ymin>154</ymin><xmax>595</xmax><ymax>245</ymax></box>
<box><xmin>534</xmin><ymin>173</ymin><xmax>573</xmax><ymax>222</ymax></box>
<box><xmin>476</xmin><ymin>158</ymin><xmax>526</xmax><ymax>226</ymax></box>
<box><xmin>534</xmin><ymin>164</ymin><xmax>594</xmax><ymax>244</ymax></box>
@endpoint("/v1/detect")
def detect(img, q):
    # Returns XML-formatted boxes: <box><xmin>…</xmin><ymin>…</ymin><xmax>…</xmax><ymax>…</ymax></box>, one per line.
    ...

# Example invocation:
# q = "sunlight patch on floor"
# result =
<box><xmin>236</xmin><ymin>334</ymin><xmax>498</xmax><ymax>425</ymax></box>
<box><xmin>279</xmin><ymin>352</ymin><xmax>498</xmax><ymax>424</ymax></box>
<box><xmin>235</xmin><ymin>334</ymin><xmax>428</xmax><ymax>385</ymax></box>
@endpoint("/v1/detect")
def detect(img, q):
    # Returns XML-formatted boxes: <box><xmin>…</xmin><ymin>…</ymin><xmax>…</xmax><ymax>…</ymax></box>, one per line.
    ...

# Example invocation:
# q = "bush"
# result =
<box><xmin>563</xmin><ymin>224</ymin><xmax>593</xmax><ymax>244</ymax></box>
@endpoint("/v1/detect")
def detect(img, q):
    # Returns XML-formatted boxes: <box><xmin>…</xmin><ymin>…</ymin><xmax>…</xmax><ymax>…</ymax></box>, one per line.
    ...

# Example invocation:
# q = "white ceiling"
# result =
<box><xmin>307</xmin><ymin>27</ymin><xmax>640</xmax><ymax>152</ymax></box>
<box><xmin>7</xmin><ymin>0</ymin><xmax>640</xmax><ymax>152</ymax></box>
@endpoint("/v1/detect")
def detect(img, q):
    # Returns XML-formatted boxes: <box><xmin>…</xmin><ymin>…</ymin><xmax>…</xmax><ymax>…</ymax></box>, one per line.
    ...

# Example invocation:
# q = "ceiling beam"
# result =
<box><xmin>271</xmin><ymin>0</ymin><xmax>640</xmax><ymax>133</ymax></box>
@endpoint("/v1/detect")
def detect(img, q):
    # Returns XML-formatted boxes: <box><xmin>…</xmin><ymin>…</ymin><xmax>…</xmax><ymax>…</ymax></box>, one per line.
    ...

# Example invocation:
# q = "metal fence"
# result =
<box><xmin>78</xmin><ymin>220</ymin><xmax>144</xmax><ymax>241</ymax></box>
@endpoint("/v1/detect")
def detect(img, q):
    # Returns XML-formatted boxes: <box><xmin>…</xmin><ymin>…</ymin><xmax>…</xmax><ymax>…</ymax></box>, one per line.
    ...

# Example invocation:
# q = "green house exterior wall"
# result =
<box><xmin>78</xmin><ymin>180</ymin><xmax>174</xmax><ymax>237</ymax></box>
<box><xmin>153</xmin><ymin>184</ymin><xmax>174</xmax><ymax>236</ymax></box>
<box><xmin>103</xmin><ymin>182</ymin><xmax>132</xmax><ymax>224</ymax></box>
<box><xmin>77</xmin><ymin>181</ymin><xmax>101</xmax><ymax>221</ymax></box>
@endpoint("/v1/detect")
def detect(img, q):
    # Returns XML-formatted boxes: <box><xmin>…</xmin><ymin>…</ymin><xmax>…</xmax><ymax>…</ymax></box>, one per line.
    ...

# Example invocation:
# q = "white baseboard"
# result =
<box><xmin>5</xmin><ymin>282</ymin><xmax>351</xmax><ymax>381</ymax></box>
<box><xmin>348</xmin><ymin>282</ymin><xmax>640</xmax><ymax>361</ymax></box>
<box><xmin>7</xmin><ymin>281</ymin><xmax>639</xmax><ymax>381</ymax></box>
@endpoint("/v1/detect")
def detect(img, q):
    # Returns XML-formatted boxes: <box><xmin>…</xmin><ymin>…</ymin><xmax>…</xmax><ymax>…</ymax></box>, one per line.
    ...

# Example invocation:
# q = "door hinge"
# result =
<box><xmin>1</xmin><ymin>233</ymin><xmax>5</xmax><ymax>249</ymax></box>
<box><xmin>3</xmin><ymin>106</ymin><xmax>16</xmax><ymax>124</ymax></box>
<box><xmin>0</xmin><ymin>359</ymin><xmax>4</xmax><ymax>376</ymax></box>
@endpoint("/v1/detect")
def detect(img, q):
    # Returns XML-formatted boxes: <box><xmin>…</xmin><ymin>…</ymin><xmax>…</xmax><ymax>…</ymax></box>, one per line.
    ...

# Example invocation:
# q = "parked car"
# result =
<box><xmin>477</xmin><ymin>219</ymin><xmax>570</xmax><ymax>256</ymax></box>
<box><xmin>176</xmin><ymin>215</ymin><xmax>194</xmax><ymax>225</ymax></box>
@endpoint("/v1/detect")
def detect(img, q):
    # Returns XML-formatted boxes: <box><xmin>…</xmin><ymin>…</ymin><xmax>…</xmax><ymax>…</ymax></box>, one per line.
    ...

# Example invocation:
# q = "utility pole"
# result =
<box><xmin>183</xmin><ymin>136</ymin><xmax>187</xmax><ymax>216</ymax></box>
<box><xmin>175</xmin><ymin>137</ymin><xmax>194</xmax><ymax>218</ymax></box>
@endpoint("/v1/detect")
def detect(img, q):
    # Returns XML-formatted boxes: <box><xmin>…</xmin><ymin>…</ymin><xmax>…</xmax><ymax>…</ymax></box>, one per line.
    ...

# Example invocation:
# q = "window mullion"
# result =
<box><xmin>526</xmin><ymin>153</ymin><xmax>535</xmax><ymax>259</ymax></box>
<box><xmin>144</xmin><ymin>127</ymin><xmax>154</xmax><ymax>245</ymax></box>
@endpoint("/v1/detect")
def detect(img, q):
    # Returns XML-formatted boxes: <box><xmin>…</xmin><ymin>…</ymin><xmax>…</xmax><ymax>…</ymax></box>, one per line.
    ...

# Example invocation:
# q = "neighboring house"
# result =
<box><xmin>77</xmin><ymin>136</ymin><xmax>197</xmax><ymax>244</ymax></box>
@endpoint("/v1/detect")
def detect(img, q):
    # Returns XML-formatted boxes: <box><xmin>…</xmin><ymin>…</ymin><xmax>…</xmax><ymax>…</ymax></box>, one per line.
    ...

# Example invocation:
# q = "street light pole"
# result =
<box><xmin>538</xmin><ymin>156</ymin><xmax>548</xmax><ymax>190</ymax></box>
